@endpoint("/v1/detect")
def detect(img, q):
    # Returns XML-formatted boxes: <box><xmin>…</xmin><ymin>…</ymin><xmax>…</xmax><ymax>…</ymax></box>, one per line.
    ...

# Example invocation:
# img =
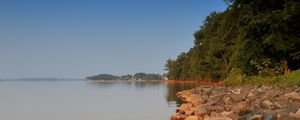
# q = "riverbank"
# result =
<box><xmin>171</xmin><ymin>85</ymin><xmax>300</xmax><ymax>120</ymax></box>
<box><xmin>164</xmin><ymin>80</ymin><xmax>222</xmax><ymax>86</ymax></box>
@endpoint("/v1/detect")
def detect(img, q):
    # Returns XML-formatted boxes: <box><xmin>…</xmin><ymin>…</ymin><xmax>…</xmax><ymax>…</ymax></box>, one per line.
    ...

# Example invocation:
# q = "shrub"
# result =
<box><xmin>250</xmin><ymin>58</ymin><xmax>284</xmax><ymax>76</ymax></box>
<box><xmin>223</xmin><ymin>68</ymin><xmax>248</xmax><ymax>86</ymax></box>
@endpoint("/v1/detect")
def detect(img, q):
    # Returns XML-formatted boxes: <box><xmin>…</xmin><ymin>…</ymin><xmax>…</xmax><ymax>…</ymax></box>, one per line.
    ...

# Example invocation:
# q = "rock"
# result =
<box><xmin>276</xmin><ymin>114</ymin><xmax>282</xmax><ymax>120</ymax></box>
<box><xmin>184</xmin><ymin>115</ymin><xmax>199</xmax><ymax>120</ymax></box>
<box><xmin>178</xmin><ymin>103</ymin><xmax>192</xmax><ymax>114</ymax></box>
<box><xmin>203</xmin><ymin>115</ymin><xmax>232</xmax><ymax>120</ymax></box>
<box><xmin>290</xmin><ymin>108</ymin><xmax>300</xmax><ymax>118</ymax></box>
<box><xmin>285</xmin><ymin>92</ymin><xmax>300</xmax><ymax>98</ymax></box>
<box><xmin>194</xmin><ymin>108</ymin><xmax>208</xmax><ymax>117</ymax></box>
<box><xmin>231</xmin><ymin>94</ymin><xmax>246</xmax><ymax>102</ymax></box>
<box><xmin>186</xmin><ymin>107</ymin><xmax>199</xmax><ymax>115</ymax></box>
<box><xmin>248</xmin><ymin>92</ymin><xmax>255</xmax><ymax>97</ymax></box>
<box><xmin>224</xmin><ymin>104</ymin><xmax>231</xmax><ymax>111</ymax></box>
<box><xmin>262</xmin><ymin>100</ymin><xmax>274</xmax><ymax>109</ymax></box>
<box><xmin>206</xmin><ymin>99</ymin><xmax>219</xmax><ymax>106</ymax></box>
<box><xmin>172</xmin><ymin>85</ymin><xmax>300</xmax><ymax>120</ymax></box>
<box><xmin>285</xmin><ymin>92</ymin><xmax>300</xmax><ymax>103</ymax></box>
<box><xmin>194</xmin><ymin>99</ymin><xmax>205</xmax><ymax>107</ymax></box>
<box><xmin>232</xmin><ymin>101</ymin><xmax>248</xmax><ymax>113</ymax></box>
<box><xmin>171</xmin><ymin>114</ymin><xmax>186</xmax><ymax>120</ymax></box>
<box><xmin>223</xmin><ymin>97</ymin><xmax>232</xmax><ymax>104</ymax></box>
<box><xmin>261</xmin><ymin>90</ymin><xmax>280</xmax><ymax>100</ymax></box>
<box><xmin>231</xmin><ymin>89</ymin><xmax>241</xmax><ymax>95</ymax></box>
<box><xmin>210</xmin><ymin>111</ymin><xmax>220</xmax><ymax>117</ymax></box>
<box><xmin>273</xmin><ymin>97</ymin><xmax>289</xmax><ymax>108</ymax></box>
<box><xmin>220</xmin><ymin>111</ymin><xmax>233</xmax><ymax>116</ymax></box>
<box><xmin>291</xmin><ymin>96</ymin><xmax>300</xmax><ymax>103</ymax></box>
<box><xmin>274</xmin><ymin>102</ymin><xmax>283</xmax><ymax>108</ymax></box>
<box><xmin>177</xmin><ymin>91</ymin><xmax>193</xmax><ymax>102</ymax></box>
<box><xmin>264</xmin><ymin>114</ymin><xmax>276</xmax><ymax>120</ymax></box>
<box><xmin>178</xmin><ymin>103</ymin><xmax>198</xmax><ymax>115</ymax></box>
<box><xmin>249</xmin><ymin>114</ymin><xmax>263</xmax><ymax>120</ymax></box>
<box><xmin>186</xmin><ymin>94</ymin><xmax>203</xmax><ymax>104</ymax></box>
<box><xmin>257</xmin><ymin>87</ymin><xmax>264</xmax><ymax>93</ymax></box>
<box><xmin>206</xmin><ymin>105</ymin><xmax>224</xmax><ymax>113</ymax></box>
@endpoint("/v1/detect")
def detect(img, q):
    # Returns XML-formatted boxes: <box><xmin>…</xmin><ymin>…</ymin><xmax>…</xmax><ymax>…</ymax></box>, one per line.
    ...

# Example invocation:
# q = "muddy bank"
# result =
<box><xmin>171</xmin><ymin>85</ymin><xmax>300</xmax><ymax>120</ymax></box>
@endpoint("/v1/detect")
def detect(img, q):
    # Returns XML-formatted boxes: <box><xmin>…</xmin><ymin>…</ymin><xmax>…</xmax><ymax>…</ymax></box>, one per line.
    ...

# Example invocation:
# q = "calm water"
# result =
<box><xmin>0</xmin><ymin>80</ymin><xmax>198</xmax><ymax>120</ymax></box>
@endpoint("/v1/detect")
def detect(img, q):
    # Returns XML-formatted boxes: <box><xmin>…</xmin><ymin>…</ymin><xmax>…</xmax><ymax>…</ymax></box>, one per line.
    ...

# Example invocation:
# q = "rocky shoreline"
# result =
<box><xmin>170</xmin><ymin>85</ymin><xmax>300</xmax><ymax>120</ymax></box>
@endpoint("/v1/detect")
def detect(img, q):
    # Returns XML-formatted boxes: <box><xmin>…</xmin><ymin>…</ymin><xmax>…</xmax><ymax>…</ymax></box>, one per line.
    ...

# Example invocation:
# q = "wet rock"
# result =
<box><xmin>186</xmin><ymin>107</ymin><xmax>199</xmax><ymax>115</ymax></box>
<box><xmin>178</xmin><ymin>103</ymin><xmax>198</xmax><ymax>115</ymax></box>
<box><xmin>171</xmin><ymin>114</ymin><xmax>186</xmax><ymax>120</ymax></box>
<box><xmin>178</xmin><ymin>103</ymin><xmax>192</xmax><ymax>114</ymax></box>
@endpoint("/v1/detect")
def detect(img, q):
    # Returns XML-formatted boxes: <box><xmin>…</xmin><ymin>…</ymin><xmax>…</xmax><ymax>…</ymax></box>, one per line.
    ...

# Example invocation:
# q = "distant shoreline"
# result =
<box><xmin>0</xmin><ymin>78</ymin><xmax>84</xmax><ymax>81</ymax></box>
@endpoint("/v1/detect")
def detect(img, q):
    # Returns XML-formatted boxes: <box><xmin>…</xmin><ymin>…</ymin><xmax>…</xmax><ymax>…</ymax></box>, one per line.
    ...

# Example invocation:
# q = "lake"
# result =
<box><xmin>0</xmin><ymin>80</ymin><xmax>198</xmax><ymax>120</ymax></box>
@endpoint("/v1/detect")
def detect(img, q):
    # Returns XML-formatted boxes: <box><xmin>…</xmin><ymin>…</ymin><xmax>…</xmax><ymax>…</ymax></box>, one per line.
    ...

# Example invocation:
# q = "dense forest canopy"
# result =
<box><xmin>165</xmin><ymin>0</ymin><xmax>300</xmax><ymax>80</ymax></box>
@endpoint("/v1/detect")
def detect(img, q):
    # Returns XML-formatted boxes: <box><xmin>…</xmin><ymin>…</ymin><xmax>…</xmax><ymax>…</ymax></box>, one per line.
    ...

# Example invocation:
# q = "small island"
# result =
<box><xmin>86</xmin><ymin>72</ymin><xmax>163</xmax><ymax>80</ymax></box>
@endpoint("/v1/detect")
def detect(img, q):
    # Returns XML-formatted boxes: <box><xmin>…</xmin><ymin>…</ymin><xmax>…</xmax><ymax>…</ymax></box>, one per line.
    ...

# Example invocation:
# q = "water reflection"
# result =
<box><xmin>86</xmin><ymin>80</ymin><xmax>199</xmax><ymax>106</ymax></box>
<box><xmin>165</xmin><ymin>83</ymin><xmax>199</xmax><ymax>107</ymax></box>
<box><xmin>0</xmin><ymin>80</ymin><xmax>199</xmax><ymax>120</ymax></box>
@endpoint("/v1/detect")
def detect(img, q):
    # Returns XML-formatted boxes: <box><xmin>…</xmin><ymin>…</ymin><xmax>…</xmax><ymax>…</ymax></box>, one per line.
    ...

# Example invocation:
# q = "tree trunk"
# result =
<box><xmin>221</xmin><ymin>52</ymin><xmax>229</xmax><ymax>74</ymax></box>
<box><xmin>284</xmin><ymin>59</ymin><xmax>290</xmax><ymax>76</ymax></box>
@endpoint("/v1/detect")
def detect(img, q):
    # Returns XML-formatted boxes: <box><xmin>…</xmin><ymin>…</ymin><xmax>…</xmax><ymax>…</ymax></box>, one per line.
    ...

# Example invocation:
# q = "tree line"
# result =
<box><xmin>86</xmin><ymin>73</ymin><xmax>163</xmax><ymax>80</ymax></box>
<box><xmin>165</xmin><ymin>0</ymin><xmax>300</xmax><ymax>81</ymax></box>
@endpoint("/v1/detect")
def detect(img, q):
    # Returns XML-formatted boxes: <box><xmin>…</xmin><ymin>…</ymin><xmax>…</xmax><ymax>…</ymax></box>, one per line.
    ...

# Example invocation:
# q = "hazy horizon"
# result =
<box><xmin>0</xmin><ymin>0</ymin><xmax>227</xmax><ymax>78</ymax></box>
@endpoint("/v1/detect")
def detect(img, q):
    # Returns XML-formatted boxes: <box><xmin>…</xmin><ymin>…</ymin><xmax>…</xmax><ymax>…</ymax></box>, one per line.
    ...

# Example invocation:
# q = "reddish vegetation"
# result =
<box><xmin>164</xmin><ymin>80</ymin><xmax>223</xmax><ymax>86</ymax></box>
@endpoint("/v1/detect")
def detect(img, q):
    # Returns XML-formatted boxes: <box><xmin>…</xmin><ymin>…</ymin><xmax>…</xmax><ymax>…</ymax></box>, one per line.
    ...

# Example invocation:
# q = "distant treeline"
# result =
<box><xmin>86</xmin><ymin>73</ymin><xmax>163</xmax><ymax>80</ymax></box>
<box><xmin>165</xmin><ymin>0</ymin><xmax>300</xmax><ymax>80</ymax></box>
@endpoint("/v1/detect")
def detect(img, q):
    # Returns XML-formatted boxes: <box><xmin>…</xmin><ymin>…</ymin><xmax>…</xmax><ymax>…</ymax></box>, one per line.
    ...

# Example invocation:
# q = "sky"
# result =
<box><xmin>0</xmin><ymin>0</ymin><xmax>227</xmax><ymax>79</ymax></box>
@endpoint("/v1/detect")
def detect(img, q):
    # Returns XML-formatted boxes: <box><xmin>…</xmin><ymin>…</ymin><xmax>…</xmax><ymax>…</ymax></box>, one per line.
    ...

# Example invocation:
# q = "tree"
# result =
<box><xmin>165</xmin><ymin>0</ymin><xmax>300</xmax><ymax>80</ymax></box>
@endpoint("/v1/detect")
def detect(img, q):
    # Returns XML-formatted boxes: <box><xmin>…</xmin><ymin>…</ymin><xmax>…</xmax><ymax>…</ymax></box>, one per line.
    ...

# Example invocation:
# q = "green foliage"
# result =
<box><xmin>250</xmin><ymin>58</ymin><xmax>284</xmax><ymax>76</ymax></box>
<box><xmin>134</xmin><ymin>73</ymin><xmax>162</xmax><ymax>80</ymax></box>
<box><xmin>86</xmin><ymin>74</ymin><xmax>118</xmax><ymax>80</ymax></box>
<box><xmin>223</xmin><ymin>68</ymin><xmax>247</xmax><ymax>86</ymax></box>
<box><xmin>165</xmin><ymin>0</ymin><xmax>300</xmax><ymax>81</ymax></box>
<box><xmin>277</xmin><ymin>69</ymin><xmax>300</xmax><ymax>86</ymax></box>
<box><xmin>224</xmin><ymin>69</ymin><xmax>300</xmax><ymax>87</ymax></box>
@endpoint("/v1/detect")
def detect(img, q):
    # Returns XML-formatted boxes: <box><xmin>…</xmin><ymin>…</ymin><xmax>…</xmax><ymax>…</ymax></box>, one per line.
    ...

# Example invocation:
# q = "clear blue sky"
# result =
<box><xmin>0</xmin><ymin>0</ymin><xmax>227</xmax><ymax>78</ymax></box>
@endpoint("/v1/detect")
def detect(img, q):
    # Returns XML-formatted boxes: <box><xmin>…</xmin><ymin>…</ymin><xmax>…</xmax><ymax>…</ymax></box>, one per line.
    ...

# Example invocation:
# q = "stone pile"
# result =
<box><xmin>171</xmin><ymin>85</ymin><xmax>300</xmax><ymax>120</ymax></box>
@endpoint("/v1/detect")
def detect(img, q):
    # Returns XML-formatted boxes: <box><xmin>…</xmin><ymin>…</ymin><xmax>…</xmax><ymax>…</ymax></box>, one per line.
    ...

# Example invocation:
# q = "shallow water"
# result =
<box><xmin>0</xmin><ymin>80</ymin><xmax>198</xmax><ymax>120</ymax></box>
